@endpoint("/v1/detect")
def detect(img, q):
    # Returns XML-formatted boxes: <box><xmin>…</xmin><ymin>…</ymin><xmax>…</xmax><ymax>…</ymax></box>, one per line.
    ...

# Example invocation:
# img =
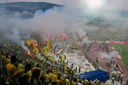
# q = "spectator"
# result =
<box><xmin>6</xmin><ymin>56</ymin><xmax>17</xmax><ymax>85</ymax></box>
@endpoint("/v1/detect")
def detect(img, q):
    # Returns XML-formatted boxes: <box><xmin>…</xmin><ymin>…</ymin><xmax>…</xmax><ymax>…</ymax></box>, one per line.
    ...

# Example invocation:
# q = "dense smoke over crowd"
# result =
<box><xmin>0</xmin><ymin>0</ymin><xmax>128</xmax><ymax>42</ymax></box>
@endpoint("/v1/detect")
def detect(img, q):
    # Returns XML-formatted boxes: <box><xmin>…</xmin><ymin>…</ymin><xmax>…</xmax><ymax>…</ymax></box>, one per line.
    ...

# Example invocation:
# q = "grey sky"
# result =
<box><xmin>0</xmin><ymin>0</ymin><xmax>127</xmax><ymax>10</ymax></box>
<box><xmin>0</xmin><ymin>0</ymin><xmax>63</xmax><ymax>4</ymax></box>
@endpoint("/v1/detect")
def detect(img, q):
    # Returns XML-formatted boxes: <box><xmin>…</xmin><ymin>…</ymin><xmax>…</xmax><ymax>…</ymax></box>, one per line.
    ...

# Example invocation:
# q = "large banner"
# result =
<box><xmin>78</xmin><ymin>69</ymin><xmax>109</xmax><ymax>82</ymax></box>
<box><xmin>109</xmin><ymin>41</ymin><xmax>128</xmax><ymax>44</ymax></box>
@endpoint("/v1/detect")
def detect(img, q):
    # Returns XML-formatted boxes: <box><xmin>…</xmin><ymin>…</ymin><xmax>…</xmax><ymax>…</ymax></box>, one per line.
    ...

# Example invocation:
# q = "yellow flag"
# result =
<box><xmin>60</xmin><ymin>54</ymin><xmax>66</xmax><ymax>61</ymax></box>
<box><xmin>26</xmin><ymin>40</ymin><xmax>33</xmax><ymax>46</ymax></box>
<box><xmin>33</xmin><ymin>47</ymin><xmax>39</xmax><ymax>53</ymax></box>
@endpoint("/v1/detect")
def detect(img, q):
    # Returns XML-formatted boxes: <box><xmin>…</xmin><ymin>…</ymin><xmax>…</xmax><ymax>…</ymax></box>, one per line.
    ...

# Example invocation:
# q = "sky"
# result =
<box><xmin>0</xmin><ymin>0</ymin><xmax>127</xmax><ymax>10</ymax></box>
<box><xmin>0</xmin><ymin>0</ymin><xmax>63</xmax><ymax>4</ymax></box>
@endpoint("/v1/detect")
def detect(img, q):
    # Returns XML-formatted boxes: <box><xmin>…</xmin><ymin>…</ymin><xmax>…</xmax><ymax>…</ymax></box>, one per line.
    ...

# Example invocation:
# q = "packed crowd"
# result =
<box><xmin>0</xmin><ymin>39</ymin><xmax>107</xmax><ymax>85</ymax></box>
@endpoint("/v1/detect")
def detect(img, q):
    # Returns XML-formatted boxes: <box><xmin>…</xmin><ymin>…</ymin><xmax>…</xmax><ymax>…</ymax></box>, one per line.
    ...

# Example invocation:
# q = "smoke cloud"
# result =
<box><xmin>0</xmin><ymin>1</ymin><xmax>128</xmax><ymax>42</ymax></box>
<box><xmin>99</xmin><ymin>51</ymin><xmax>119</xmax><ymax>59</ymax></box>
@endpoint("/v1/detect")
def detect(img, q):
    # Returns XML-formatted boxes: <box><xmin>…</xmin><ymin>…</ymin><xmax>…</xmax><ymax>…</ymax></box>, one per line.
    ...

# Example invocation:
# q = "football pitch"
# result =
<box><xmin>111</xmin><ymin>43</ymin><xmax>128</xmax><ymax>67</ymax></box>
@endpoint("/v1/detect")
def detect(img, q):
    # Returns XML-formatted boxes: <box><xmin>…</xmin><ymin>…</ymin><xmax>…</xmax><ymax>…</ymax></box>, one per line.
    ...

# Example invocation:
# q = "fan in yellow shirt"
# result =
<box><xmin>72</xmin><ymin>81</ymin><xmax>77</xmax><ymax>85</ymax></box>
<box><xmin>45</xmin><ymin>73</ymin><xmax>50</xmax><ymax>84</ymax></box>
<box><xmin>6</xmin><ymin>62</ymin><xmax>17</xmax><ymax>84</ymax></box>
<box><xmin>52</xmin><ymin>73</ymin><xmax>58</xmax><ymax>81</ymax></box>
<box><xmin>2</xmin><ymin>55</ymin><xmax>10</xmax><ymax>64</ymax></box>
<box><xmin>100</xmin><ymin>82</ymin><xmax>107</xmax><ymax>85</ymax></box>
<box><xmin>65</xmin><ymin>77</ymin><xmax>70</xmax><ymax>85</ymax></box>
<box><xmin>6</xmin><ymin>63</ymin><xmax>17</xmax><ymax>76</ymax></box>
